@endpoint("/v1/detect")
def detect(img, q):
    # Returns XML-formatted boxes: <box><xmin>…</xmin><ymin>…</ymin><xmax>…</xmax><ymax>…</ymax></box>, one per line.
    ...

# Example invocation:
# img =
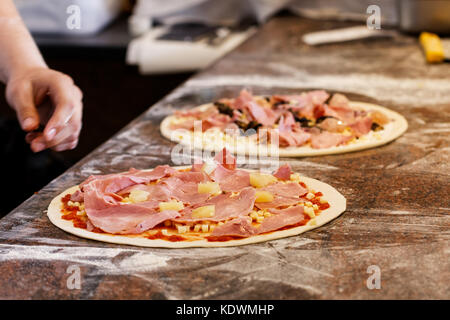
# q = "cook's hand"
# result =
<box><xmin>5</xmin><ymin>67</ymin><xmax>83</xmax><ymax>152</ymax></box>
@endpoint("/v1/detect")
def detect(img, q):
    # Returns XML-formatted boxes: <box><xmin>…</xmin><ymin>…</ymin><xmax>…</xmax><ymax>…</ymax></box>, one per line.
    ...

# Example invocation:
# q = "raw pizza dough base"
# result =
<box><xmin>47</xmin><ymin>169</ymin><xmax>346</xmax><ymax>248</ymax></box>
<box><xmin>160</xmin><ymin>101</ymin><xmax>408</xmax><ymax>157</ymax></box>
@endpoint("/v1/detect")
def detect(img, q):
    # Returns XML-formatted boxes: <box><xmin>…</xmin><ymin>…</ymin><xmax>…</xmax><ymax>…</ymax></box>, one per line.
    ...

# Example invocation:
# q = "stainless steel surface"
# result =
<box><xmin>398</xmin><ymin>0</ymin><xmax>450</xmax><ymax>33</ymax></box>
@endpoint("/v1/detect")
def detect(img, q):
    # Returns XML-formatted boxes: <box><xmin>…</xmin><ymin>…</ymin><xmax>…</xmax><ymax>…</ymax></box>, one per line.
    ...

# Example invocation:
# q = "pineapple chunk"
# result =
<box><xmin>249</xmin><ymin>211</ymin><xmax>258</xmax><ymax>221</ymax></box>
<box><xmin>198</xmin><ymin>181</ymin><xmax>221</xmax><ymax>195</ymax></box>
<box><xmin>304</xmin><ymin>206</ymin><xmax>315</xmax><ymax>218</ymax></box>
<box><xmin>121</xmin><ymin>197</ymin><xmax>132</xmax><ymax>203</ymax></box>
<box><xmin>255</xmin><ymin>191</ymin><xmax>274</xmax><ymax>203</ymax></box>
<box><xmin>250</xmin><ymin>173</ymin><xmax>277</xmax><ymax>188</ymax></box>
<box><xmin>290</xmin><ymin>173</ymin><xmax>301</xmax><ymax>181</ymax></box>
<box><xmin>192</xmin><ymin>205</ymin><xmax>215</xmax><ymax>219</ymax></box>
<box><xmin>159</xmin><ymin>200</ymin><xmax>184</xmax><ymax>212</ymax></box>
<box><xmin>177</xmin><ymin>225</ymin><xmax>189</xmax><ymax>234</ymax></box>
<box><xmin>129</xmin><ymin>189</ymin><xmax>150</xmax><ymax>203</ymax></box>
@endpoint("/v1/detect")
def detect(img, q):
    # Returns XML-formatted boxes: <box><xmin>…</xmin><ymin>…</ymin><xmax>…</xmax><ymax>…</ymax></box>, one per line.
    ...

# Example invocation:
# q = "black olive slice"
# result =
<box><xmin>293</xmin><ymin>114</ymin><xmax>314</xmax><ymax>128</ymax></box>
<box><xmin>371</xmin><ymin>122</ymin><xmax>383</xmax><ymax>131</ymax></box>
<box><xmin>214</xmin><ymin>102</ymin><xmax>234</xmax><ymax>117</ymax></box>
<box><xmin>316</xmin><ymin>116</ymin><xmax>336</xmax><ymax>124</ymax></box>
<box><xmin>234</xmin><ymin>120</ymin><xmax>248</xmax><ymax>130</ymax></box>
<box><xmin>247</xmin><ymin>121</ymin><xmax>262</xmax><ymax>131</ymax></box>
<box><xmin>233</xmin><ymin>120</ymin><xmax>261</xmax><ymax>135</ymax></box>
<box><xmin>273</xmin><ymin>101</ymin><xmax>288</xmax><ymax>108</ymax></box>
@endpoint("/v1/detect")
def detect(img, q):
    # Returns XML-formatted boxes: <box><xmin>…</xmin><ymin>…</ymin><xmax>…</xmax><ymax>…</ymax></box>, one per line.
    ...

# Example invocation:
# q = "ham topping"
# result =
<box><xmin>173</xmin><ymin>187</ymin><xmax>256</xmax><ymax>223</ymax></box>
<box><xmin>273</xmin><ymin>164</ymin><xmax>292</xmax><ymax>180</ymax></box>
<box><xmin>254</xmin><ymin>182</ymin><xmax>308</xmax><ymax>210</ymax></box>
<box><xmin>83</xmin><ymin>176</ymin><xmax>180</xmax><ymax>234</ymax></box>
<box><xmin>348</xmin><ymin>116</ymin><xmax>373</xmax><ymax>138</ymax></box>
<box><xmin>212</xmin><ymin>165</ymin><xmax>251</xmax><ymax>192</ymax></box>
<box><xmin>171</xmin><ymin>90</ymin><xmax>388</xmax><ymax>150</ymax></box>
<box><xmin>214</xmin><ymin>147</ymin><xmax>236</xmax><ymax>170</ymax></box>
<box><xmin>310</xmin><ymin>131</ymin><xmax>353</xmax><ymax>149</ymax></box>
<box><xmin>209</xmin><ymin>205</ymin><xmax>307</xmax><ymax>238</ymax></box>
<box><xmin>258</xmin><ymin>206</ymin><xmax>306</xmax><ymax>234</ymax></box>
<box><xmin>69</xmin><ymin>148</ymin><xmax>320</xmax><ymax>238</ymax></box>
<box><xmin>209</xmin><ymin>216</ymin><xmax>256</xmax><ymax>238</ymax></box>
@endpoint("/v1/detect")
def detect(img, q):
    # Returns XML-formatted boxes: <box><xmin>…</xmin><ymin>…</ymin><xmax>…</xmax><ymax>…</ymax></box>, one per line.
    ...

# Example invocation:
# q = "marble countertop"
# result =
<box><xmin>0</xmin><ymin>17</ymin><xmax>448</xmax><ymax>299</ymax></box>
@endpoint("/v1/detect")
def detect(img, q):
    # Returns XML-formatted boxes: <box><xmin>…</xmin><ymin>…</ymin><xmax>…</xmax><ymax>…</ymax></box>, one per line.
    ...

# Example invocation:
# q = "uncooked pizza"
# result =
<box><xmin>47</xmin><ymin>149</ymin><xmax>346</xmax><ymax>248</ymax></box>
<box><xmin>160</xmin><ymin>89</ymin><xmax>408</xmax><ymax>157</ymax></box>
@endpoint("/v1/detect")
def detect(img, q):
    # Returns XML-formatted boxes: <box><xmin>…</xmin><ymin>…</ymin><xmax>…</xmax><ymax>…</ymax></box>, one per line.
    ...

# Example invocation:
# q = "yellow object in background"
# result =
<box><xmin>419</xmin><ymin>32</ymin><xmax>445</xmax><ymax>63</ymax></box>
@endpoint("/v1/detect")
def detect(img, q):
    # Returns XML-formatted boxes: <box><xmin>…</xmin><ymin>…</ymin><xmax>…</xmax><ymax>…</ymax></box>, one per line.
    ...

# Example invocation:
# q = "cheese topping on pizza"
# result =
<box><xmin>169</xmin><ymin>89</ymin><xmax>390</xmax><ymax>149</ymax></box>
<box><xmin>60</xmin><ymin>149</ymin><xmax>330</xmax><ymax>242</ymax></box>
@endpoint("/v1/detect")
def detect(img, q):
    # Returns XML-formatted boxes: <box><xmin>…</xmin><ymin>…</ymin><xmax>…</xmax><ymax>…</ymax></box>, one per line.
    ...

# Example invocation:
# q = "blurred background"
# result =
<box><xmin>0</xmin><ymin>0</ymin><xmax>449</xmax><ymax>216</ymax></box>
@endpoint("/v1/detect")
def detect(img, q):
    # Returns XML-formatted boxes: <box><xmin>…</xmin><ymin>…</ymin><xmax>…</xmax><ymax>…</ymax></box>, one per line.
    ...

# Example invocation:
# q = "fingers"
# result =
<box><xmin>43</xmin><ymin>74</ymin><xmax>83</xmax><ymax>141</ymax></box>
<box><xmin>6</xmin><ymin>79</ymin><xmax>40</xmax><ymax>131</ymax></box>
<box><xmin>9</xmin><ymin>69</ymin><xmax>84</xmax><ymax>152</ymax></box>
<box><xmin>29</xmin><ymin>109</ymin><xmax>82</xmax><ymax>152</ymax></box>
<box><xmin>51</xmin><ymin>140</ymin><xmax>79</xmax><ymax>152</ymax></box>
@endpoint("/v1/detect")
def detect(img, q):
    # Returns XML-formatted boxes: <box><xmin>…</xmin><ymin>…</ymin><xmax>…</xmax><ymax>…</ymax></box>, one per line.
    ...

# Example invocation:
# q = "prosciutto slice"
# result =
<box><xmin>274</xmin><ymin>90</ymin><xmax>329</xmax><ymax>119</ymax></box>
<box><xmin>349</xmin><ymin>116</ymin><xmax>373</xmax><ymax>137</ymax></box>
<box><xmin>83</xmin><ymin>177</ymin><xmax>180</xmax><ymax>234</ymax></box>
<box><xmin>160</xmin><ymin>176</ymin><xmax>210</xmax><ymax>205</ymax></box>
<box><xmin>210</xmin><ymin>148</ymin><xmax>250</xmax><ymax>192</ymax></box>
<box><xmin>323</xmin><ymin>96</ymin><xmax>356</xmax><ymax>124</ymax></box>
<box><xmin>280</xmin><ymin>128</ymin><xmax>311</xmax><ymax>147</ymax></box>
<box><xmin>273</xmin><ymin>164</ymin><xmax>292</xmax><ymax>180</ymax></box>
<box><xmin>209</xmin><ymin>216</ymin><xmax>256</xmax><ymax>238</ymax></box>
<box><xmin>310</xmin><ymin>131</ymin><xmax>353</xmax><ymax>149</ymax></box>
<box><xmin>278</xmin><ymin>112</ymin><xmax>296</xmax><ymax>132</ymax></box>
<box><xmin>257</xmin><ymin>206</ymin><xmax>306</xmax><ymax>234</ymax></box>
<box><xmin>233</xmin><ymin>90</ymin><xmax>277</xmax><ymax>126</ymax></box>
<box><xmin>254</xmin><ymin>182</ymin><xmax>307</xmax><ymax>210</ymax></box>
<box><xmin>173</xmin><ymin>187</ymin><xmax>256</xmax><ymax>223</ymax></box>
<box><xmin>79</xmin><ymin>165</ymin><xmax>175</xmax><ymax>192</ymax></box>
<box><xmin>212</xmin><ymin>165</ymin><xmax>250</xmax><ymax>192</ymax></box>
<box><xmin>118</xmin><ymin>183</ymin><xmax>171</xmax><ymax>202</ymax></box>
<box><xmin>209</xmin><ymin>205</ymin><xmax>307</xmax><ymax>238</ymax></box>
<box><xmin>214</xmin><ymin>147</ymin><xmax>236</xmax><ymax>170</ymax></box>
<box><xmin>317</xmin><ymin>117</ymin><xmax>345</xmax><ymax>133</ymax></box>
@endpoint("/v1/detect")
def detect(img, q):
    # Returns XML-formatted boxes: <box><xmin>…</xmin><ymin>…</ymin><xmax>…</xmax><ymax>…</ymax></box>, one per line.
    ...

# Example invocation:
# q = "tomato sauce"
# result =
<box><xmin>146</xmin><ymin>231</ymin><xmax>185</xmax><ymax>242</ymax></box>
<box><xmin>60</xmin><ymin>193</ymin><xmax>104</xmax><ymax>233</ymax></box>
<box><xmin>206</xmin><ymin>235</ymin><xmax>245</xmax><ymax>242</ymax></box>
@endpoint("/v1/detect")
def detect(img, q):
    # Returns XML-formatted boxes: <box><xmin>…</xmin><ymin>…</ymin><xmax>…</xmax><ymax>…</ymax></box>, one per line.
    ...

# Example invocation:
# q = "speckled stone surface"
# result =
<box><xmin>0</xmin><ymin>17</ymin><xmax>449</xmax><ymax>299</ymax></box>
